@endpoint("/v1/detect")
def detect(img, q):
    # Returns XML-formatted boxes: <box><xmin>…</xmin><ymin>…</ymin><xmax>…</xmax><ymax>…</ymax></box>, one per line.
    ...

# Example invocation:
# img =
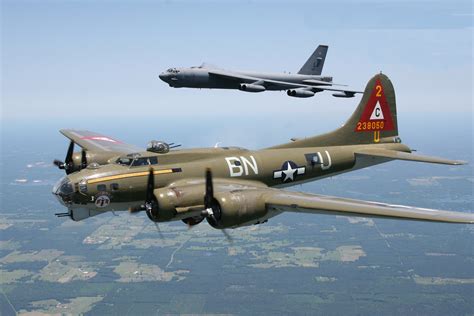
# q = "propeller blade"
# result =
<box><xmin>146</xmin><ymin>168</ymin><xmax>155</xmax><ymax>204</ymax></box>
<box><xmin>204</xmin><ymin>168</ymin><xmax>213</xmax><ymax>209</ymax></box>
<box><xmin>65</xmin><ymin>141</ymin><xmax>74</xmax><ymax>165</ymax></box>
<box><xmin>64</xmin><ymin>141</ymin><xmax>75</xmax><ymax>174</ymax></box>
<box><xmin>154</xmin><ymin>222</ymin><xmax>164</xmax><ymax>239</ymax></box>
<box><xmin>222</xmin><ymin>229</ymin><xmax>233</xmax><ymax>244</ymax></box>
<box><xmin>81</xmin><ymin>149</ymin><xmax>87</xmax><ymax>169</ymax></box>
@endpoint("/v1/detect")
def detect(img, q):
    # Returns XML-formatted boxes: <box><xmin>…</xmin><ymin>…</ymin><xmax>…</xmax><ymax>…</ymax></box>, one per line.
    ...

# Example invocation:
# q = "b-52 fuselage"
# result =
<box><xmin>53</xmin><ymin>74</ymin><xmax>474</xmax><ymax>229</ymax></box>
<box><xmin>159</xmin><ymin>45</ymin><xmax>361</xmax><ymax>98</ymax></box>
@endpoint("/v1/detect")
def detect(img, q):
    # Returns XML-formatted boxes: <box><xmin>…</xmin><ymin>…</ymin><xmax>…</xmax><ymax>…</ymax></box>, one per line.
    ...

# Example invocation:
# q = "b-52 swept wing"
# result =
<box><xmin>53</xmin><ymin>73</ymin><xmax>473</xmax><ymax>227</ymax></box>
<box><xmin>159</xmin><ymin>45</ymin><xmax>361</xmax><ymax>98</ymax></box>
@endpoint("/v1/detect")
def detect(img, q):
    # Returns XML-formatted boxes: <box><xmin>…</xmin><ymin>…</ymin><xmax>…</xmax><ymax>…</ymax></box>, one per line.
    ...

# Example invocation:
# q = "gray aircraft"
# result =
<box><xmin>159</xmin><ymin>45</ymin><xmax>361</xmax><ymax>98</ymax></box>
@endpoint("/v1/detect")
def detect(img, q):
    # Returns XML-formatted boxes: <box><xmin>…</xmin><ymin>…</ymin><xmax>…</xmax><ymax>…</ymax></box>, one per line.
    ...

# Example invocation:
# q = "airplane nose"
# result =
<box><xmin>159</xmin><ymin>72</ymin><xmax>169</xmax><ymax>82</ymax></box>
<box><xmin>52</xmin><ymin>176</ymin><xmax>74</xmax><ymax>206</ymax></box>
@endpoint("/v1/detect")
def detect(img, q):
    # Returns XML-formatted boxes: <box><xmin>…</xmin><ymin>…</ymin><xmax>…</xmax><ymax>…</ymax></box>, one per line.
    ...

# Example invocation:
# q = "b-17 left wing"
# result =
<box><xmin>171</xmin><ymin>179</ymin><xmax>473</xmax><ymax>229</ymax></box>
<box><xmin>60</xmin><ymin>129</ymin><xmax>143</xmax><ymax>154</ymax></box>
<box><xmin>264</xmin><ymin>189</ymin><xmax>474</xmax><ymax>224</ymax></box>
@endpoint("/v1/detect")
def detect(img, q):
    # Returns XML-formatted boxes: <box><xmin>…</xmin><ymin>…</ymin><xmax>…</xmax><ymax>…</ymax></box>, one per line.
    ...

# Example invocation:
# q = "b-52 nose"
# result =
<box><xmin>158</xmin><ymin>72</ymin><xmax>171</xmax><ymax>82</ymax></box>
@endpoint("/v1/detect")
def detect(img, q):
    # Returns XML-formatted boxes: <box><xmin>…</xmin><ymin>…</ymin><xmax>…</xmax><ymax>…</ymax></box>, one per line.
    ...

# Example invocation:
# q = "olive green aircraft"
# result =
<box><xmin>53</xmin><ymin>73</ymin><xmax>474</xmax><ymax>230</ymax></box>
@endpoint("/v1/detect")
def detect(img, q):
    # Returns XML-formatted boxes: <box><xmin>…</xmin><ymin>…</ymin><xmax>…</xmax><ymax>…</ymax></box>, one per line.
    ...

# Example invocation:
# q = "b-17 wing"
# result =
<box><xmin>172</xmin><ymin>178</ymin><xmax>473</xmax><ymax>227</ymax></box>
<box><xmin>60</xmin><ymin>129</ymin><xmax>143</xmax><ymax>154</ymax></box>
<box><xmin>264</xmin><ymin>189</ymin><xmax>474</xmax><ymax>224</ymax></box>
<box><xmin>207</xmin><ymin>69</ymin><xmax>361</xmax><ymax>97</ymax></box>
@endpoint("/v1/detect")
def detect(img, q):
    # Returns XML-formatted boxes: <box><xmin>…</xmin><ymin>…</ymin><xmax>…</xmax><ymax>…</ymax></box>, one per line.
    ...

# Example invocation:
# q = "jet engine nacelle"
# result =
<box><xmin>208</xmin><ymin>190</ymin><xmax>268</xmax><ymax>229</ymax></box>
<box><xmin>239</xmin><ymin>83</ymin><xmax>266</xmax><ymax>92</ymax></box>
<box><xmin>332</xmin><ymin>91</ymin><xmax>356</xmax><ymax>98</ymax></box>
<box><xmin>287</xmin><ymin>89</ymin><xmax>315</xmax><ymax>98</ymax></box>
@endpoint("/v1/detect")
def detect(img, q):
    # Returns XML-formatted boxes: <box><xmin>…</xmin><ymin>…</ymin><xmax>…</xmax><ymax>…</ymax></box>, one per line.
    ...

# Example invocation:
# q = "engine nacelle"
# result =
<box><xmin>149</xmin><ymin>186</ymin><xmax>269</xmax><ymax>228</ymax></box>
<box><xmin>71</xmin><ymin>151</ymin><xmax>113</xmax><ymax>171</ymax></box>
<box><xmin>239</xmin><ymin>83</ymin><xmax>266</xmax><ymax>92</ymax></box>
<box><xmin>287</xmin><ymin>89</ymin><xmax>315</xmax><ymax>98</ymax></box>
<box><xmin>208</xmin><ymin>190</ymin><xmax>268</xmax><ymax>229</ymax></box>
<box><xmin>332</xmin><ymin>91</ymin><xmax>355</xmax><ymax>98</ymax></box>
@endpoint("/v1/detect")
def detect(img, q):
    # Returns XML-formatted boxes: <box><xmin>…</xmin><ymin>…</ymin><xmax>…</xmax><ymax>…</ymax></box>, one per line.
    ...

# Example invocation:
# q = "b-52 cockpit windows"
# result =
<box><xmin>166</xmin><ymin>68</ymin><xmax>179</xmax><ymax>74</ymax></box>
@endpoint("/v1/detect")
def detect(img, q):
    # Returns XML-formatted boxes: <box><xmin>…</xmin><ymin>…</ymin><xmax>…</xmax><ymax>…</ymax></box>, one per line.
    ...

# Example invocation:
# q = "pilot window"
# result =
<box><xmin>130</xmin><ymin>157</ymin><xmax>159</xmax><ymax>167</ymax></box>
<box><xmin>116</xmin><ymin>156</ymin><xmax>158</xmax><ymax>167</ymax></box>
<box><xmin>116</xmin><ymin>157</ymin><xmax>133</xmax><ymax>166</ymax></box>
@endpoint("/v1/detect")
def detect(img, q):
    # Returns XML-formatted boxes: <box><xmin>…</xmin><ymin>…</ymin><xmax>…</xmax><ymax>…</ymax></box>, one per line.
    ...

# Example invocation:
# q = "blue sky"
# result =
<box><xmin>1</xmin><ymin>0</ymin><xmax>472</xmax><ymax>125</ymax></box>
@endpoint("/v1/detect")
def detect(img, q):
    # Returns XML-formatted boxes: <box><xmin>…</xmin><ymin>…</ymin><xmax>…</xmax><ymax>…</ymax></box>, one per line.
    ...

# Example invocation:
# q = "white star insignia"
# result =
<box><xmin>282</xmin><ymin>162</ymin><xmax>297</xmax><ymax>182</ymax></box>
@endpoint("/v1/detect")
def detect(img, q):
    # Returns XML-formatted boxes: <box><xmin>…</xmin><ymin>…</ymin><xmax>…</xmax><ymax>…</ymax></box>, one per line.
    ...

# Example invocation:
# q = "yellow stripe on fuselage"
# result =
<box><xmin>88</xmin><ymin>169</ymin><xmax>174</xmax><ymax>184</ymax></box>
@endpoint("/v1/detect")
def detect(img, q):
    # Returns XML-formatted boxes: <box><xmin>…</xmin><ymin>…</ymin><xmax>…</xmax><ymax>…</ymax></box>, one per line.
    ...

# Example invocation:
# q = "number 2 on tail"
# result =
<box><xmin>376</xmin><ymin>85</ymin><xmax>382</xmax><ymax>97</ymax></box>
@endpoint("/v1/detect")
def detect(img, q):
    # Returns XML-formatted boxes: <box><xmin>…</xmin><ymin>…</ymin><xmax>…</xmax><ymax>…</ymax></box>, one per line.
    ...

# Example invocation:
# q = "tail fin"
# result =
<box><xmin>271</xmin><ymin>73</ymin><xmax>399</xmax><ymax>148</ymax></box>
<box><xmin>298</xmin><ymin>45</ymin><xmax>328</xmax><ymax>76</ymax></box>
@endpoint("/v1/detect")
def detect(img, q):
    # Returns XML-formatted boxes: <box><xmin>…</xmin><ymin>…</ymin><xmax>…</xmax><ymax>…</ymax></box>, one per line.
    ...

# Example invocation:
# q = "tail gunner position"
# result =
<box><xmin>53</xmin><ymin>74</ymin><xmax>474</xmax><ymax>228</ymax></box>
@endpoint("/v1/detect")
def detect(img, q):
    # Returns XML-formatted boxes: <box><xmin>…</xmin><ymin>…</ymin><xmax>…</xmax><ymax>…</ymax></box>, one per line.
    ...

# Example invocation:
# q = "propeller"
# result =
<box><xmin>202</xmin><ymin>168</ymin><xmax>220</xmax><ymax>224</ymax></box>
<box><xmin>201</xmin><ymin>168</ymin><xmax>232</xmax><ymax>243</ymax></box>
<box><xmin>53</xmin><ymin>141</ymin><xmax>88</xmax><ymax>174</ymax></box>
<box><xmin>53</xmin><ymin>140</ymin><xmax>75</xmax><ymax>174</ymax></box>
<box><xmin>129</xmin><ymin>168</ymin><xmax>160</xmax><ymax>218</ymax></box>
<box><xmin>129</xmin><ymin>168</ymin><xmax>163</xmax><ymax>237</ymax></box>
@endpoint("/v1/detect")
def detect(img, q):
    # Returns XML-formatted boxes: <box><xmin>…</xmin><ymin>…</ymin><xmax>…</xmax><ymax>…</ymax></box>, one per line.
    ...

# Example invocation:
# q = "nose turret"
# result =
<box><xmin>52</xmin><ymin>176</ymin><xmax>74</xmax><ymax>206</ymax></box>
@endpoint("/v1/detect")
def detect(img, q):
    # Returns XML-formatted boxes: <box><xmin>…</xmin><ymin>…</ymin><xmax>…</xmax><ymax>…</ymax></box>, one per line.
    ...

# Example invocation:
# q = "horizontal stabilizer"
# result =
<box><xmin>355</xmin><ymin>148</ymin><xmax>467</xmax><ymax>165</ymax></box>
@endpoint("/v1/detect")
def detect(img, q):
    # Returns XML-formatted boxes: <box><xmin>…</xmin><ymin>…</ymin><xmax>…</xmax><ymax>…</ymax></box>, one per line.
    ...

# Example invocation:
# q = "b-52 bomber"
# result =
<box><xmin>53</xmin><ymin>73</ymin><xmax>473</xmax><ymax>229</ymax></box>
<box><xmin>159</xmin><ymin>45</ymin><xmax>361</xmax><ymax>98</ymax></box>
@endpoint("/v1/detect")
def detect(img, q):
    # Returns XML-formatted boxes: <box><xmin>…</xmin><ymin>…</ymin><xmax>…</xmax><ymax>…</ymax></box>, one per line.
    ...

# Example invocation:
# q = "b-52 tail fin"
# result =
<box><xmin>298</xmin><ymin>45</ymin><xmax>328</xmax><ymax>76</ymax></box>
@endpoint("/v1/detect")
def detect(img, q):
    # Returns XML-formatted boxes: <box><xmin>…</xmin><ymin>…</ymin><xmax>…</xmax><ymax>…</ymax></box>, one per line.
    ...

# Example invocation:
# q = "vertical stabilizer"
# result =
<box><xmin>298</xmin><ymin>45</ymin><xmax>329</xmax><ymax>76</ymax></box>
<box><xmin>271</xmin><ymin>73</ymin><xmax>399</xmax><ymax>148</ymax></box>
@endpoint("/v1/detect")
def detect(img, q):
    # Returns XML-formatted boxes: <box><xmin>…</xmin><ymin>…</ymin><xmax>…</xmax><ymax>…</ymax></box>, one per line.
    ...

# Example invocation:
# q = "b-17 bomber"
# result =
<box><xmin>159</xmin><ymin>45</ymin><xmax>361</xmax><ymax>98</ymax></box>
<box><xmin>53</xmin><ymin>73</ymin><xmax>474</xmax><ymax>231</ymax></box>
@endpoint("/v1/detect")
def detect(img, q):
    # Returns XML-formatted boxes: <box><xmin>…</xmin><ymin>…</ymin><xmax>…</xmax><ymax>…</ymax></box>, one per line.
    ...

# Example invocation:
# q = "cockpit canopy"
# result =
<box><xmin>116</xmin><ymin>153</ymin><xmax>158</xmax><ymax>167</ymax></box>
<box><xmin>166</xmin><ymin>68</ymin><xmax>180</xmax><ymax>74</ymax></box>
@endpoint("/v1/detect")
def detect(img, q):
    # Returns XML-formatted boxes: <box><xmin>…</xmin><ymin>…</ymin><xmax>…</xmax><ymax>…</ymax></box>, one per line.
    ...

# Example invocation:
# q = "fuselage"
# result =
<box><xmin>158</xmin><ymin>67</ymin><xmax>333</xmax><ymax>91</ymax></box>
<box><xmin>53</xmin><ymin>141</ymin><xmax>409</xmax><ymax>221</ymax></box>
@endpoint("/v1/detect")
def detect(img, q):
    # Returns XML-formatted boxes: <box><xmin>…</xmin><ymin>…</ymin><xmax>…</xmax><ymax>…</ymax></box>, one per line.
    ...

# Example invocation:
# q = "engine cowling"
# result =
<box><xmin>149</xmin><ymin>185</ymin><xmax>269</xmax><ymax>229</ymax></box>
<box><xmin>332</xmin><ymin>91</ymin><xmax>355</xmax><ymax>98</ymax></box>
<box><xmin>287</xmin><ymin>89</ymin><xmax>315</xmax><ymax>98</ymax></box>
<box><xmin>207</xmin><ymin>190</ymin><xmax>268</xmax><ymax>229</ymax></box>
<box><xmin>239</xmin><ymin>83</ymin><xmax>266</xmax><ymax>92</ymax></box>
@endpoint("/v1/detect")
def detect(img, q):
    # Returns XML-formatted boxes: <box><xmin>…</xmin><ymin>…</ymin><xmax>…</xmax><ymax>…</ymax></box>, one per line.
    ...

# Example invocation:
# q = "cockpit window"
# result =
<box><xmin>116</xmin><ymin>156</ymin><xmax>158</xmax><ymax>167</ymax></box>
<box><xmin>166</xmin><ymin>68</ymin><xmax>179</xmax><ymax>74</ymax></box>
<box><xmin>116</xmin><ymin>157</ymin><xmax>133</xmax><ymax>166</ymax></box>
<box><xmin>131</xmin><ymin>156</ymin><xmax>158</xmax><ymax>167</ymax></box>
